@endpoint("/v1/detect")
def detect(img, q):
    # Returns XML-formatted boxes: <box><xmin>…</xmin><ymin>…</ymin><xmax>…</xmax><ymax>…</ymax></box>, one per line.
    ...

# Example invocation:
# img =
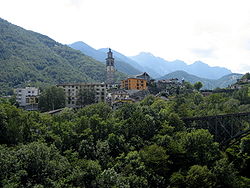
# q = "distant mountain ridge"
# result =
<box><xmin>69</xmin><ymin>42</ymin><xmax>233</xmax><ymax>80</ymax></box>
<box><xmin>159</xmin><ymin>71</ymin><xmax>242</xmax><ymax>89</ymax></box>
<box><xmin>131</xmin><ymin>52</ymin><xmax>232</xmax><ymax>79</ymax></box>
<box><xmin>69</xmin><ymin>42</ymin><xmax>141</xmax><ymax>76</ymax></box>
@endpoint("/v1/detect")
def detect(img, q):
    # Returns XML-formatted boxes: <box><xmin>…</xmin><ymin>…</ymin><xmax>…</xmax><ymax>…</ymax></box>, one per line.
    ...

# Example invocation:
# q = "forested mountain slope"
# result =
<box><xmin>0</xmin><ymin>18</ymin><xmax>125</xmax><ymax>95</ymax></box>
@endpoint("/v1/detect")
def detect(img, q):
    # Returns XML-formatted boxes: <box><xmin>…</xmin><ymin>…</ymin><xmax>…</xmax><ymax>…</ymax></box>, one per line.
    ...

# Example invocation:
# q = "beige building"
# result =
<box><xmin>57</xmin><ymin>83</ymin><xmax>107</xmax><ymax>108</ymax></box>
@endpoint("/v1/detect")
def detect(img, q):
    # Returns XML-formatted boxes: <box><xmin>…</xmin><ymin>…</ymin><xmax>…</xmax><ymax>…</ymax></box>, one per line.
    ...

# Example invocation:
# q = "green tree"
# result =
<box><xmin>76</xmin><ymin>88</ymin><xmax>95</xmax><ymax>108</ymax></box>
<box><xmin>68</xmin><ymin>159</ymin><xmax>101</xmax><ymax>187</ymax></box>
<box><xmin>212</xmin><ymin>158</ymin><xmax>240</xmax><ymax>187</ymax></box>
<box><xmin>194</xmin><ymin>81</ymin><xmax>203</xmax><ymax>91</ymax></box>
<box><xmin>140</xmin><ymin>144</ymin><xmax>170</xmax><ymax>178</ymax></box>
<box><xmin>233</xmin><ymin>87</ymin><xmax>250</xmax><ymax>104</ymax></box>
<box><xmin>186</xmin><ymin>165</ymin><xmax>214</xmax><ymax>188</ymax></box>
<box><xmin>97</xmin><ymin>168</ymin><xmax>129</xmax><ymax>188</ymax></box>
<box><xmin>114</xmin><ymin>151</ymin><xmax>149</xmax><ymax>187</ymax></box>
<box><xmin>0</xmin><ymin>104</ymin><xmax>35</xmax><ymax>145</ymax></box>
<box><xmin>178</xmin><ymin>129</ymin><xmax>220</xmax><ymax>166</ymax></box>
<box><xmin>38</xmin><ymin>86</ymin><xmax>65</xmax><ymax>112</ymax></box>
<box><xmin>77</xmin><ymin>102</ymin><xmax>111</xmax><ymax>119</ymax></box>
<box><xmin>0</xmin><ymin>142</ymin><xmax>70</xmax><ymax>187</ymax></box>
<box><xmin>38</xmin><ymin>86</ymin><xmax>66</xmax><ymax>111</ymax></box>
<box><xmin>242</xmin><ymin>72</ymin><xmax>250</xmax><ymax>80</ymax></box>
<box><xmin>169</xmin><ymin>171</ymin><xmax>186</xmax><ymax>188</ymax></box>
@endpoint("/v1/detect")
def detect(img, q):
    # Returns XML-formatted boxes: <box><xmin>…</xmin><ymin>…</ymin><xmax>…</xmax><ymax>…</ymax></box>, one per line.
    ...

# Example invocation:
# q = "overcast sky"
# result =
<box><xmin>1</xmin><ymin>0</ymin><xmax>250</xmax><ymax>73</ymax></box>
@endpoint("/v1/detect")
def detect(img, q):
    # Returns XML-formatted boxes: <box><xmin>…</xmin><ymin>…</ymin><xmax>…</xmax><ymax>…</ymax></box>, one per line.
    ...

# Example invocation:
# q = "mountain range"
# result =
<box><xmin>69</xmin><ymin>41</ymin><xmax>240</xmax><ymax>89</ymax></box>
<box><xmin>69</xmin><ymin>42</ymin><xmax>232</xmax><ymax>80</ymax></box>
<box><xmin>130</xmin><ymin>52</ymin><xmax>232</xmax><ymax>79</ymax></box>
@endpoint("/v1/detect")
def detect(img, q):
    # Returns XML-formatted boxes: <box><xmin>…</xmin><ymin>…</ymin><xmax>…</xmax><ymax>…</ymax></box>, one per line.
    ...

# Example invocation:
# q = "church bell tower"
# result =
<box><xmin>106</xmin><ymin>48</ymin><xmax>115</xmax><ymax>84</ymax></box>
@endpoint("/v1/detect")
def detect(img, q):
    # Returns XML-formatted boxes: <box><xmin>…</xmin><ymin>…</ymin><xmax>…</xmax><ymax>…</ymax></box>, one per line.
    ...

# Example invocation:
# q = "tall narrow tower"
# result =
<box><xmin>106</xmin><ymin>48</ymin><xmax>115</xmax><ymax>84</ymax></box>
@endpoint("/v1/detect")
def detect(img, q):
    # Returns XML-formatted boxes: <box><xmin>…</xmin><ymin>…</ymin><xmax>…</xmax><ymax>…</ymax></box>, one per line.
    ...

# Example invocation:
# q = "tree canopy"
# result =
<box><xmin>1</xmin><ymin>88</ymin><xmax>250</xmax><ymax>187</ymax></box>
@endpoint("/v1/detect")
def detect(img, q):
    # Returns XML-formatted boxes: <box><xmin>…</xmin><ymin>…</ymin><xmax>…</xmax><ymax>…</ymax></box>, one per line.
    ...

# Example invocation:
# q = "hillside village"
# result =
<box><xmin>12</xmin><ymin>48</ymin><xmax>250</xmax><ymax>112</ymax></box>
<box><xmin>3</xmin><ymin>1</ymin><xmax>250</xmax><ymax>186</ymax></box>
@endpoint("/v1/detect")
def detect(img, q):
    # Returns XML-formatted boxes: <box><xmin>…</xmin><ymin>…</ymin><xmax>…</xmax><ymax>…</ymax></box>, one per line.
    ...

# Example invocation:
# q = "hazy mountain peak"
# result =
<box><xmin>69</xmin><ymin>41</ymin><xmax>97</xmax><ymax>51</ymax></box>
<box><xmin>137</xmin><ymin>52</ymin><xmax>155</xmax><ymax>57</ymax></box>
<box><xmin>72</xmin><ymin>41</ymin><xmax>87</xmax><ymax>45</ymax></box>
<box><xmin>192</xmin><ymin>60</ymin><xmax>206</xmax><ymax>65</ymax></box>
<box><xmin>191</xmin><ymin>61</ymin><xmax>209</xmax><ymax>67</ymax></box>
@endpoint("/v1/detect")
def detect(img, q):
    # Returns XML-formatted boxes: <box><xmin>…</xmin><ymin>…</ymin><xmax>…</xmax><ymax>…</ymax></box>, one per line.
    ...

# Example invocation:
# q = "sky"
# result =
<box><xmin>1</xmin><ymin>0</ymin><xmax>250</xmax><ymax>73</ymax></box>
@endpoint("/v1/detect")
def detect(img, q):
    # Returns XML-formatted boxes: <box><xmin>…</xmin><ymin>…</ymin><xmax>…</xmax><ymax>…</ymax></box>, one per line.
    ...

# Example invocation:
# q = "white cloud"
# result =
<box><xmin>1</xmin><ymin>0</ymin><xmax>250</xmax><ymax>73</ymax></box>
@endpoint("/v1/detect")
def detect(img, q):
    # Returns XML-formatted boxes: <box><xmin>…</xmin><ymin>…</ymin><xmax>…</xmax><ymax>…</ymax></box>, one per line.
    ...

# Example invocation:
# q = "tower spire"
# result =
<box><xmin>106</xmin><ymin>48</ymin><xmax>115</xmax><ymax>84</ymax></box>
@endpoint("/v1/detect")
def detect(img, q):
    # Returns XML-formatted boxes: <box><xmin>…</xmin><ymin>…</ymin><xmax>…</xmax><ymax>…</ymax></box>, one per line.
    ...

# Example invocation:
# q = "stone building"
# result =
<box><xmin>57</xmin><ymin>83</ymin><xmax>107</xmax><ymax>108</ymax></box>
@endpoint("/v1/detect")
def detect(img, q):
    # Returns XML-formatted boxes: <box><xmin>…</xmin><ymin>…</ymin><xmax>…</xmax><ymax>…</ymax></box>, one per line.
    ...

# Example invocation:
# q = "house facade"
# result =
<box><xmin>121</xmin><ymin>78</ymin><xmax>147</xmax><ymax>90</ymax></box>
<box><xmin>15</xmin><ymin>87</ymin><xmax>39</xmax><ymax>110</ymax></box>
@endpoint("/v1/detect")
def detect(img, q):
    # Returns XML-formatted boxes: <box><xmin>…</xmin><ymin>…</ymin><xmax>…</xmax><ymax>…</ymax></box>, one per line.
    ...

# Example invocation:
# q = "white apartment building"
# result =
<box><xmin>15</xmin><ymin>87</ymin><xmax>40</xmax><ymax>110</ymax></box>
<box><xmin>57</xmin><ymin>83</ymin><xmax>107</xmax><ymax>108</ymax></box>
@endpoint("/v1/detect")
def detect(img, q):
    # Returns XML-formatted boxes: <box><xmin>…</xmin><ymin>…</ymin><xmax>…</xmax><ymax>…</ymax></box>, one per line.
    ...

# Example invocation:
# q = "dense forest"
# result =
<box><xmin>1</xmin><ymin>86</ymin><xmax>250</xmax><ymax>187</ymax></box>
<box><xmin>0</xmin><ymin>18</ymin><xmax>125</xmax><ymax>95</ymax></box>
